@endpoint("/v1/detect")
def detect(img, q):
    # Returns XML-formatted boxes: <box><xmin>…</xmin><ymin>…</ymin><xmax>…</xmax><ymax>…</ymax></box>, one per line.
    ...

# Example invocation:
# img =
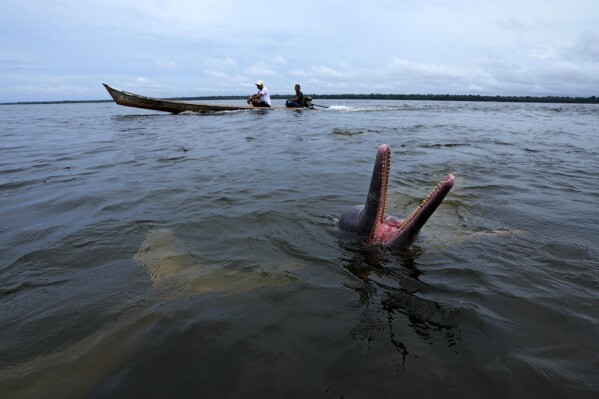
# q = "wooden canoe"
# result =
<box><xmin>102</xmin><ymin>83</ymin><xmax>314</xmax><ymax>114</ymax></box>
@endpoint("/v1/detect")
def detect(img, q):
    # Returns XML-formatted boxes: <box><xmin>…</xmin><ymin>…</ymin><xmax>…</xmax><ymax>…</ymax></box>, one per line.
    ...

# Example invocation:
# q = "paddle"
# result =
<box><xmin>312</xmin><ymin>104</ymin><xmax>329</xmax><ymax>108</ymax></box>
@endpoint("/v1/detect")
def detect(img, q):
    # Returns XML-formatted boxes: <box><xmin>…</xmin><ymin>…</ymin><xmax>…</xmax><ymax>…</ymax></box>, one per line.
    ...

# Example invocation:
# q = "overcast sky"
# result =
<box><xmin>1</xmin><ymin>0</ymin><xmax>598</xmax><ymax>102</ymax></box>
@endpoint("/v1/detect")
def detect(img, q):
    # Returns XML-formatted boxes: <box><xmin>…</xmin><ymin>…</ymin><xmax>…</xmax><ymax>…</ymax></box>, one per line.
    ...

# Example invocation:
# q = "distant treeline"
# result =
<box><xmin>168</xmin><ymin>93</ymin><xmax>599</xmax><ymax>105</ymax></box>
<box><xmin>173</xmin><ymin>94</ymin><xmax>599</xmax><ymax>104</ymax></box>
<box><xmin>3</xmin><ymin>93</ymin><xmax>598</xmax><ymax>105</ymax></box>
<box><xmin>307</xmin><ymin>93</ymin><xmax>599</xmax><ymax>104</ymax></box>
<box><xmin>175</xmin><ymin>93</ymin><xmax>599</xmax><ymax>104</ymax></box>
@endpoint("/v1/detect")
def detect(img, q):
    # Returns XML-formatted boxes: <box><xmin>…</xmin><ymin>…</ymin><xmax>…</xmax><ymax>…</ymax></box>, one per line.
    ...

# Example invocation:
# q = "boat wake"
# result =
<box><xmin>328</xmin><ymin>105</ymin><xmax>355</xmax><ymax>112</ymax></box>
<box><xmin>327</xmin><ymin>105</ymin><xmax>410</xmax><ymax>112</ymax></box>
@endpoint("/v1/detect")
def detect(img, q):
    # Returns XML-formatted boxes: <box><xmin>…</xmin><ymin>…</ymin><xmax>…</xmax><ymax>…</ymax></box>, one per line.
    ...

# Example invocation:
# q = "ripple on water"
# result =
<box><xmin>1</xmin><ymin>100</ymin><xmax>598</xmax><ymax>397</ymax></box>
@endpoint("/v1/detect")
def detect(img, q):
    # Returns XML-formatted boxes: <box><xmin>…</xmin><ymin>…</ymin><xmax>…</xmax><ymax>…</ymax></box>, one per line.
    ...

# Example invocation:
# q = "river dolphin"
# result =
<box><xmin>338</xmin><ymin>144</ymin><xmax>454</xmax><ymax>247</ymax></box>
<box><xmin>134</xmin><ymin>229</ymin><xmax>298</xmax><ymax>296</ymax></box>
<box><xmin>1</xmin><ymin>229</ymin><xmax>299</xmax><ymax>398</ymax></box>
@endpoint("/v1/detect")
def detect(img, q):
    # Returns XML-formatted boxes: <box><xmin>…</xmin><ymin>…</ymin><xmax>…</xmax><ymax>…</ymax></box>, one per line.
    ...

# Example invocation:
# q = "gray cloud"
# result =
<box><xmin>2</xmin><ymin>1</ymin><xmax>599</xmax><ymax>101</ymax></box>
<box><xmin>565</xmin><ymin>31</ymin><xmax>599</xmax><ymax>63</ymax></box>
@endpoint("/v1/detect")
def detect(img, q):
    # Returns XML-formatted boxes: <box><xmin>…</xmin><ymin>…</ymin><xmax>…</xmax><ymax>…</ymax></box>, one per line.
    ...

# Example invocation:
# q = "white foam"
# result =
<box><xmin>328</xmin><ymin>105</ymin><xmax>356</xmax><ymax>112</ymax></box>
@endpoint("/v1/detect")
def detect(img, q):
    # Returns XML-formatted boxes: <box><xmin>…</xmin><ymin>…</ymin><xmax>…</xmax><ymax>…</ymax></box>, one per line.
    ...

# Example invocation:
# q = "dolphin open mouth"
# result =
<box><xmin>371</xmin><ymin>173</ymin><xmax>455</xmax><ymax>246</ymax></box>
<box><xmin>338</xmin><ymin>144</ymin><xmax>454</xmax><ymax>248</ymax></box>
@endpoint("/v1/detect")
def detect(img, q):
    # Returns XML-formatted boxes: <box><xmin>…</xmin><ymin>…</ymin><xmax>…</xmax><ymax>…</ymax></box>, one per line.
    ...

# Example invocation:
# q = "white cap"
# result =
<box><xmin>255</xmin><ymin>80</ymin><xmax>264</xmax><ymax>86</ymax></box>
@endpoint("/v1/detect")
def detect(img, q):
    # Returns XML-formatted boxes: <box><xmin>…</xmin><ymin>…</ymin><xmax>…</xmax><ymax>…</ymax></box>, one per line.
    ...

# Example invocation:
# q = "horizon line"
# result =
<box><xmin>2</xmin><ymin>92</ymin><xmax>598</xmax><ymax>106</ymax></box>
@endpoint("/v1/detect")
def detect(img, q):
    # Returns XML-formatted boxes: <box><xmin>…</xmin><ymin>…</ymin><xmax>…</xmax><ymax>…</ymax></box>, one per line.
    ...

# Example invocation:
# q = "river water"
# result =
<box><xmin>1</xmin><ymin>99</ymin><xmax>598</xmax><ymax>398</ymax></box>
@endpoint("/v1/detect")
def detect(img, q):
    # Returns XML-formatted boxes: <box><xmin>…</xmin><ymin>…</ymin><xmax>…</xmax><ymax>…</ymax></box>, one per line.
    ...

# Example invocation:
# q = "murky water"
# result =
<box><xmin>1</xmin><ymin>100</ymin><xmax>598</xmax><ymax>398</ymax></box>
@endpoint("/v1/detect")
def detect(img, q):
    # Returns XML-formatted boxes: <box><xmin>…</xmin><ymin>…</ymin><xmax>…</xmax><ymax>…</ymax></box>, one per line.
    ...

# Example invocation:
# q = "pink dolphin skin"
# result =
<box><xmin>338</xmin><ymin>144</ymin><xmax>454</xmax><ymax>247</ymax></box>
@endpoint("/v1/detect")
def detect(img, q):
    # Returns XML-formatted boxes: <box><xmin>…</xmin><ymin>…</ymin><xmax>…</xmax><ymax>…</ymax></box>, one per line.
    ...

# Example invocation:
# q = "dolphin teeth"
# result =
<box><xmin>391</xmin><ymin>177</ymin><xmax>450</xmax><ymax>234</ymax></box>
<box><xmin>338</xmin><ymin>144</ymin><xmax>453</xmax><ymax>247</ymax></box>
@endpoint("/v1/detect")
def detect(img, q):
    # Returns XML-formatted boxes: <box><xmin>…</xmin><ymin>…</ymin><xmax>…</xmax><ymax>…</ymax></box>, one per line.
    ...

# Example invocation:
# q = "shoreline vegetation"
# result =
<box><xmin>2</xmin><ymin>93</ymin><xmax>598</xmax><ymax>106</ymax></box>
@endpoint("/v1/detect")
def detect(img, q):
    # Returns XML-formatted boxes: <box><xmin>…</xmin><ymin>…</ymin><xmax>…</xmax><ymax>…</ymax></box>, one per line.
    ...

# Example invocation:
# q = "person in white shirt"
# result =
<box><xmin>247</xmin><ymin>80</ymin><xmax>271</xmax><ymax>107</ymax></box>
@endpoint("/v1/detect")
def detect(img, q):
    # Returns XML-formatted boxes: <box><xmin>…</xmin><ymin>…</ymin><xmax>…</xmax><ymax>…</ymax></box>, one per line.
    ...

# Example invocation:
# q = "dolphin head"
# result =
<box><xmin>338</xmin><ymin>144</ymin><xmax>454</xmax><ymax>248</ymax></box>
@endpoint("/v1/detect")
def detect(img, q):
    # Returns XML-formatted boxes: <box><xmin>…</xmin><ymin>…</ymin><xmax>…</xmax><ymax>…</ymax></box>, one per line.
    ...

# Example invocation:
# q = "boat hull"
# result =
<box><xmin>102</xmin><ymin>83</ymin><xmax>313</xmax><ymax>113</ymax></box>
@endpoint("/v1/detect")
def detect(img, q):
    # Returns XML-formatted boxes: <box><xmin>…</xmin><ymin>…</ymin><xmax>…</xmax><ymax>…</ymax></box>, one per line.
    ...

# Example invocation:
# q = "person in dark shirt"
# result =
<box><xmin>285</xmin><ymin>84</ymin><xmax>304</xmax><ymax>108</ymax></box>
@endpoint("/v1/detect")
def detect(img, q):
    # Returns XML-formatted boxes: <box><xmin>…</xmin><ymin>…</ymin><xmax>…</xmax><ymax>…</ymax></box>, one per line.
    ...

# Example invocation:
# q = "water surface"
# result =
<box><xmin>1</xmin><ymin>100</ymin><xmax>598</xmax><ymax>398</ymax></box>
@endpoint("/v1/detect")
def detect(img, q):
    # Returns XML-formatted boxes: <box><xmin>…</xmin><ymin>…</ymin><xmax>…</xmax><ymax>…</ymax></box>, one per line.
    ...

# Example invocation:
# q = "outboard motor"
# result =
<box><xmin>303</xmin><ymin>96</ymin><xmax>313</xmax><ymax>108</ymax></box>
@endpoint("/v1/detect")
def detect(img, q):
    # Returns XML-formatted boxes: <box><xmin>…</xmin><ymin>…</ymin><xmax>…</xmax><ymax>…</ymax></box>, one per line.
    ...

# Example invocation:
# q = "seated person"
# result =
<box><xmin>247</xmin><ymin>80</ymin><xmax>271</xmax><ymax>107</ymax></box>
<box><xmin>285</xmin><ymin>84</ymin><xmax>304</xmax><ymax>108</ymax></box>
